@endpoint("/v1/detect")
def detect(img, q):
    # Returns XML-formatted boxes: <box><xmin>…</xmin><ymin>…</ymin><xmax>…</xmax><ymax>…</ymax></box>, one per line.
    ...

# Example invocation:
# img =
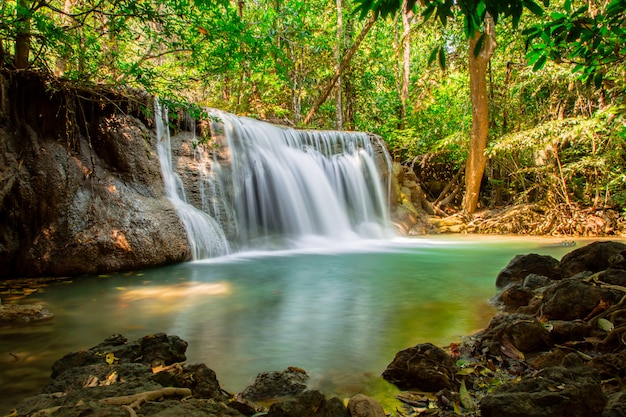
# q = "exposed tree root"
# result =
<box><xmin>465</xmin><ymin>203</ymin><xmax>624</xmax><ymax>236</ymax></box>
<box><xmin>100</xmin><ymin>387</ymin><xmax>192</xmax><ymax>409</ymax></box>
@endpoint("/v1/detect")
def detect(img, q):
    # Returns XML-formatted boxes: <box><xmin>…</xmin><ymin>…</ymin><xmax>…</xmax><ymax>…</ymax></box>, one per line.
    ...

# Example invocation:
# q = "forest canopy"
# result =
<box><xmin>1</xmin><ymin>0</ymin><xmax>625</xmax><ymax>221</ymax></box>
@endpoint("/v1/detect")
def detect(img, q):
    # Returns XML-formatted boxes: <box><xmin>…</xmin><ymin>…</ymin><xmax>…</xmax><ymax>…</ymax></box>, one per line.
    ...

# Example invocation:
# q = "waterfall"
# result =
<box><xmin>154</xmin><ymin>101</ymin><xmax>230</xmax><ymax>259</ymax></box>
<box><xmin>209</xmin><ymin>111</ymin><xmax>395</xmax><ymax>249</ymax></box>
<box><xmin>155</xmin><ymin>102</ymin><xmax>394</xmax><ymax>257</ymax></box>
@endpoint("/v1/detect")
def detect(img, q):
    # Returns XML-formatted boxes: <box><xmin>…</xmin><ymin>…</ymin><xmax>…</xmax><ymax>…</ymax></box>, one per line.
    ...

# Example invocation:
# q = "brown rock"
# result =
<box><xmin>347</xmin><ymin>394</ymin><xmax>386</xmax><ymax>417</ymax></box>
<box><xmin>382</xmin><ymin>343</ymin><xmax>458</xmax><ymax>391</ymax></box>
<box><xmin>559</xmin><ymin>241</ymin><xmax>626</xmax><ymax>278</ymax></box>
<box><xmin>496</xmin><ymin>254</ymin><xmax>560</xmax><ymax>289</ymax></box>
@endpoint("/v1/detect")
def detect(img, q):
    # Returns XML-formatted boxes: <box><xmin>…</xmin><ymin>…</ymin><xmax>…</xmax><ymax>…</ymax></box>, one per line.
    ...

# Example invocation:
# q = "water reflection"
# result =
<box><xmin>1</xmin><ymin>236</ymin><xmax>618</xmax><ymax>412</ymax></box>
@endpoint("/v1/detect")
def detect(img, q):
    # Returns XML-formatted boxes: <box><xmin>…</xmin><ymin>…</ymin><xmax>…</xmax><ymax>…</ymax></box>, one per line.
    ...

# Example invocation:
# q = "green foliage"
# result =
<box><xmin>524</xmin><ymin>0</ymin><xmax>626</xmax><ymax>88</ymax></box>
<box><xmin>487</xmin><ymin>106</ymin><xmax>626</xmax><ymax>208</ymax></box>
<box><xmin>1</xmin><ymin>0</ymin><xmax>624</xmax><ymax>215</ymax></box>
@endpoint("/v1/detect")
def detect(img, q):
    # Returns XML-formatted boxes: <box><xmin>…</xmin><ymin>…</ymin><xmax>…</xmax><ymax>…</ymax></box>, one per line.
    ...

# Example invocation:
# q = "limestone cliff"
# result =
<box><xmin>0</xmin><ymin>71</ymin><xmax>190</xmax><ymax>278</ymax></box>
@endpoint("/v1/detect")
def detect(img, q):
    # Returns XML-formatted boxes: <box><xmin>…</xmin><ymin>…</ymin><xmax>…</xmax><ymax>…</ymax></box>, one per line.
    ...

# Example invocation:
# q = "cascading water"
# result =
<box><xmin>154</xmin><ymin>101</ymin><xmax>230</xmax><ymax>258</ymax></box>
<box><xmin>155</xmin><ymin>102</ymin><xmax>395</xmax><ymax>257</ymax></box>
<box><xmin>209</xmin><ymin>111</ymin><xmax>395</xmax><ymax>249</ymax></box>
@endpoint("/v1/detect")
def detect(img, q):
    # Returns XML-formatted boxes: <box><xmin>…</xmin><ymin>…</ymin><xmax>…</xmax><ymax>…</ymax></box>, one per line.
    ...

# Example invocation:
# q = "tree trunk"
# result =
<box><xmin>462</xmin><ymin>15</ymin><xmax>496</xmax><ymax>215</ymax></box>
<box><xmin>14</xmin><ymin>0</ymin><xmax>31</xmax><ymax>69</ymax></box>
<box><xmin>335</xmin><ymin>0</ymin><xmax>344</xmax><ymax>130</ymax></box>
<box><xmin>400</xmin><ymin>0</ymin><xmax>414</xmax><ymax>125</ymax></box>
<box><xmin>303</xmin><ymin>13</ymin><xmax>377</xmax><ymax>125</ymax></box>
<box><xmin>55</xmin><ymin>0</ymin><xmax>76</xmax><ymax>75</ymax></box>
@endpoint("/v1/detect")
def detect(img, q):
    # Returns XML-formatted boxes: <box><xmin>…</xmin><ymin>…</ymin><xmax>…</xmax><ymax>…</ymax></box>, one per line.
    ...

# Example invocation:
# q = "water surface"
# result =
<box><xmin>0</xmin><ymin>236</ymin><xmax>610</xmax><ymax>412</ymax></box>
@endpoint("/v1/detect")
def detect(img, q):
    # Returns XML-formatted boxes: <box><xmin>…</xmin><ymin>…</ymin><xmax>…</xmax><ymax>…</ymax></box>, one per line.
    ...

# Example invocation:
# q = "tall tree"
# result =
<box><xmin>335</xmin><ymin>0</ymin><xmax>344</xmax><ymax>130</ymax></box>
<box><xmin>303</xmin><ymin>12</ymin><xmax>377</xmax><ymax>125</ymax></box>
<box><xmin>400</xmin><ymin>0</ymin><xmax>414</xmax><ymax>125</ymax></box>
<box><xmin>464</xmin><ymin>14</ymin><xmax>496</xmax><ymax>213</ymax></box>
<box><xmin>14</xmin><ymin>0</ymin><xmax>31</xmax><ymax>68</ymax></box>
<box><xmin>355</xmin><ymin>0</ymin><xmax>548</xmax><ymax>214</ymax></box>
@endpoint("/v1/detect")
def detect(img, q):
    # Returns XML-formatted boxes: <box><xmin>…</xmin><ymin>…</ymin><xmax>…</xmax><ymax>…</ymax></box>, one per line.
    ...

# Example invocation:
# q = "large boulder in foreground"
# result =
<box><xmin>382</xmin><ymin>343</ymin><xmax>458</xmax><ymax>391</ymax></box>
<box><xmin>14</xmin><ymin>334</ymin><xmax>245</xmax><ymax>417</ymax></box>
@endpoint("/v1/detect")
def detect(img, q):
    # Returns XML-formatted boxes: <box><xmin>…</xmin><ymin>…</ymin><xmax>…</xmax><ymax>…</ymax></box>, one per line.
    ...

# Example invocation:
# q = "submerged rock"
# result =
<box><xmin>0</xmin><ymin>303</ymin><xmax>54</xmax><ymax>325</ymax></box>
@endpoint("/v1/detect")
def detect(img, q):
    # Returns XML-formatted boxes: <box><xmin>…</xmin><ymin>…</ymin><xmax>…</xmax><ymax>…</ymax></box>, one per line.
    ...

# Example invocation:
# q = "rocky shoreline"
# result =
<box><xmin>6</xmin><ymin>240</ymin><xmax>626</xmax><ymax>417</ymax></box>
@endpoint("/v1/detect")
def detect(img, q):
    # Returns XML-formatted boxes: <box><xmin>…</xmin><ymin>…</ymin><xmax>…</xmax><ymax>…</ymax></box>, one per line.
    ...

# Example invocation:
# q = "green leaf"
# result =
<box><xmin>438</xmin><ymin>46</ymin><xmax>447</xmax><ymax>70</ymax></box>
<box><xmin>594</xmin><ymin>72</ymin><xmax>604</xmax><ymax>88</ymax></box>
<box><xmin>564</xmin><ymin>0</ymin><xmax>572</xmax><ymax>12</ymax></box>
<box><xmin>524</xmin><ymin>0</ymin><xmax>545</xmax><ymax>15</ymax></box>
<box><xmin>422</xmin><ymin>2</ymin><xmax>436</xmax><ymax>21</ymax></box>
<box><xmin>459</xmin><ymin>379</ymin><xmax>476</xmax><ymax>410</ymax></box>
<box><xmin>428</xmin><ymin>46</ymin><xmax>438</xmax><ymax>66</ymax></box>
<box><xmin>598</xmin><ymin>318</ymin><xmax>614</xmax><ymax>332</ymax></box>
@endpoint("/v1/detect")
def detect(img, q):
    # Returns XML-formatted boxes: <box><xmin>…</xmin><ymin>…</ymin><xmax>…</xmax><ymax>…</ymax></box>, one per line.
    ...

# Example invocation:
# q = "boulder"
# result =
<box><xmin>49</xmin><ymin>333</ymin><xmax>187</xmax><ymax>380</ymax></box>
<box><xmin>266</xmin><ymin>390</ymin><xmax>349</xmax><ymax>417</ymax></box>
<box><xmin>546</xmin><ymin>320</ymin><xmax>592</xmax><ymax>344</ymax></box>
<box><xmin>15</xmin><ymin>334</ymin><xmax>240</xmax><ymax>417</ymax></box>
<box><xmin>382</xmin><ymin>343</ymin><xmax>458</xmax><ymax>391</ymax></box>
<box><xmin>522</xmin><ymin>273</ymin><xmax>553</xmax><ymax>290</ymax></box>
<box><xmin>477</xmin><ymin>313</ymin><xmax>551</xmax><ymax>358</ymax></box>
<box><xmin>496</xmin><ymin>254</ymin><xmax>560</xmax><ymax>289</ymax></box>
<box><xmin>541</xmin><ymin>278</ymin><xmax>619</xmax><ymax>321</ymax></box>
<box><xmin>559</xmin><ymin>241</ymin><xmax>626</xmax><ymax>278</ymax></box>
<box><xmin>493</xmin><ymin>283</ymin><xmax>534</xmax><ymax>312</ymax></box>
<box><xmin>480</xmin><ymin>366</ymin><xmax>607</xmax><ymax>417</ymax></box>
<box><xmin>347</xmin><ymin>394</ymin><xmax>386</xmax><ymax>417</ymax></box>
<box><xmin>238</xmin><ymin>367</ymin><xmax>309</xmax><ymax>402</ymax></box>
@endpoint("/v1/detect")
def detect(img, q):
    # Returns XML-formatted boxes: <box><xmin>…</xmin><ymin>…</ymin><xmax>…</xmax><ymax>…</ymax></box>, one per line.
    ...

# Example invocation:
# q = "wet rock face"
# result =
<box><xmin>0</xmin><ymin>72</ymin><xmax>190</xmax><ymax>277</ymax></box>
<box><xmin>381</xmin><ymin>343</ymin><xmax>458</xmax><ymax>392</ymax></box>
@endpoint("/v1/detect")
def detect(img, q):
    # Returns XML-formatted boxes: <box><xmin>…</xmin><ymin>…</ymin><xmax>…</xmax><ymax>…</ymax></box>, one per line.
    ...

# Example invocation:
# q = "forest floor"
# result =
<box><xmin>429</xmin><ymin>203</ymin><xmax>625</xmax><ymax>237</ymax></box>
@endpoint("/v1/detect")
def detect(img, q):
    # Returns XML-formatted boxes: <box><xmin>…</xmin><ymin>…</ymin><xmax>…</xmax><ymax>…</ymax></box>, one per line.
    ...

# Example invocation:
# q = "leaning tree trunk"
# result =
<box><xmin>303</xmin><ymin>13</ymin><xmax>377</xmax><ymax>125</ymax></box>
<box><xmin>463</xmin><ymin>16</ymin><xmax>496</xmax><ymax>215</ymax></box>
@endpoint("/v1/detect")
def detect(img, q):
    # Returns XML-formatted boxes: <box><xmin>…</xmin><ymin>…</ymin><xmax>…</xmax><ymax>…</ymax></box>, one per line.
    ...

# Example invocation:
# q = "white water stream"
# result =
<box><xmin>155</xmin><ymin>101</ymin><xmax>230</xmax><ymax>258</ymax></box>
<box><xmin>155</xmin><ymin>102</ymin><xmax>395</xmax><ymax>257</ymax></box>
